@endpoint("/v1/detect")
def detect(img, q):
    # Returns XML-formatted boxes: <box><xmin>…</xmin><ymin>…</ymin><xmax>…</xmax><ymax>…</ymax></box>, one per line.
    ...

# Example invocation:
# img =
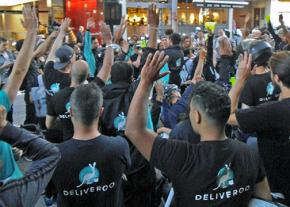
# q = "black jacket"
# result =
<box><xmin>0</xmin><ymin>123</ymin><xmax>60</xmax><ymax>207</ymax></box>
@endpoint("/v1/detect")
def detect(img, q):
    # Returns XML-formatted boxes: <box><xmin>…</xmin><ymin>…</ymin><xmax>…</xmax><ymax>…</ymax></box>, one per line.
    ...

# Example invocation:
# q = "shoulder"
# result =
<box><xmin>100</xmin><ymin>135</ymin><xmax>129</xmax><ymax>150</ymax></box>
<box><xmin>55</xmin><ymin>87</ymin><xmax>74</xmax><ymax>97</ymax></box>
<box><xmin>44</xmin><ymin>61</ymin><xmax>54</xmax><ymax>71</ymax></box>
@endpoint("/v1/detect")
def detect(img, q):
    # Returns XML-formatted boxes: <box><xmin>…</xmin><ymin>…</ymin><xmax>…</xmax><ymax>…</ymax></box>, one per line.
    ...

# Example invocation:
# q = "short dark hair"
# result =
<box><xmin>165</xmin><ymin>28</ymin><xmax>173</xmax><ymax>36</ymax></box>
<box><xmin>169</xmin><ymin>33</ymin><xmax>181</xmax><ymax>45</ymax></box>
<box><xmin>0</xmin><ymin>37</ymin><xmax>7</xmax><ymax>44</ymax></box>
<box><xmin>70</xmin><ymin>83</ymin><xmax>103</xmax><ymax>126</ymax></box>
<box><xmin>190</xmin><ymin>82</ymin><xmax>231</xmax><ymax>128</ymax></box>
<box><xmin>270</xmin><ymin>51</ymin><xmax>290</xmax><ymax>88</ymax></box>
<box><xmin>111</xmin><ymin>61</ymin><xmax>134</xmax><ymax>83</ymax></box>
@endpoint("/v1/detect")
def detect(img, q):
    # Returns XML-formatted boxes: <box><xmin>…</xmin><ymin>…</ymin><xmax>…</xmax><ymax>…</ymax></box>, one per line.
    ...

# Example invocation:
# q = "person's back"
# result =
<box><xmin>43</xmin><ymin>45</ymin><xmax>74</xmax><ymax>102</ymax></box>
<box><xmin>51</xmin><ymin>83</ymin><xmax>130</xmax><ymax>207</ymax></box>
<box><xmin>165</xmin><ymin>33</ymin><xmax>184</xmax><ymax>85</ymax></box>
<box><xmin>151</xmin><ymin>138</ymin><xmax>264</xmax><ymax>207</ymax></box>
<box><xmin>53</xmin><ymin>135</ymin><xmax>129</xmax><ymax>206</ymax></box>
<box><xmin>101</xmin><ymin>62</ymin><xmax>137</xmax><ymax>136</ymax></box>
<box><xmin>228</xmin><ymin>51</ymin><xmax>290</xmax><ymax>205</ymax></box>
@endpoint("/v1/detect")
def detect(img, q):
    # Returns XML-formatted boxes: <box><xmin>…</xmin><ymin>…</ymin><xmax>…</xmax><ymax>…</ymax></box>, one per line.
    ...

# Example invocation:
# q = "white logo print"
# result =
<box><xmin>113</xmin><ymin>112</ymin><xmax>127</xmax><ymax>131</ymax></box>
<box><xmin>77</xmin><ymin>162</ymin><xmax>100</xmax><ymax>188</ymax></box>
<box><xmin>213</xmin><ymin>164</ymin><xmax>234</xmax><ymax>191</ymax></box>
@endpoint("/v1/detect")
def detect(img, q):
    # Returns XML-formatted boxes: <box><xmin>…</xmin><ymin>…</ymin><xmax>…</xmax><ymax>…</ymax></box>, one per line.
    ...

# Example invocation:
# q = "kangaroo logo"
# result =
<box><xmin>113</xmin><ymin>112</ymin><xmax>127</xmax><ymax>131</ymax></box>
<box><xmin>266</xmin><ymin>82</ymin><xmax>274</xmax><ymax>96</ymax></box>
<box><xmin>65</xmin><ymin>102</ymin><xmax>71</xmax><ymax>114</ymax></box>
<box><xmin>213</xmin><ymin>163</ymin><xmax>234</xmax><ymax>191</ymax></box>
<box><xmin>77</xmin><ymin>162</ymin><xmax>100</xmax><ymax>188</ymax></box>
<box><xmin>50</xmin><ymin>83</ymin><xmax>60</xmax><ymax>94</ymax></box>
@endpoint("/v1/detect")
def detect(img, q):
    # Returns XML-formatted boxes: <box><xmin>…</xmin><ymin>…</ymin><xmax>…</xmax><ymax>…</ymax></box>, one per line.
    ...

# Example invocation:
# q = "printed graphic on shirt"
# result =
<box><xmin>113</xmin><ymin>112</ymin><xmax>127</xmax><ymax>131</ymax></box>
<box><xmin>194</xmin><ymin>163</ymin><xmax>251</xmax><ymax>201</ymax></box>
<box><xmin>77</xmin><ymin>162</ymin><xmax>100</xmax><ymax>188</ymax></box>
<box><xmin>65</xmin><ymin>102</ymin><xmax>71</xmax><ymax>114</ymax></box>
<box><xmin>176</xmin><ymin>58</ymin><xmax>182</xmax><ymax>67</ymax></box>
<box><xmin>59</xmin><ymin>101</ymin><xmax>71</xmax><ymax>119</ymax></box>
<box><xmin>266</xmin><ymin>82</ymin><xmax>274</xmax><ymax>96</ymax></box>
<box><xmin>62</xmin><ymin>161</ymin><xmax>116</xmax><ymax>196</ymax></box>
<box><xmin>213</xmin><ymin>164</ymin><xmax>234</xmax><ymax>190</ymax></box>
<box><xmin>50</xmin><ymin>83</ymin><xmax>60</xmax><ymax>94</ymax></box>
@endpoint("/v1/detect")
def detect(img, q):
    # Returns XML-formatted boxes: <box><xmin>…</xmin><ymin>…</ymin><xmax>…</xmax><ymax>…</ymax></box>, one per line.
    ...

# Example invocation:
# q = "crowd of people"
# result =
<box><xmin>0</xmin><ymin>3</ymin><xmax>290</xmax><ymax>207</ymax></box>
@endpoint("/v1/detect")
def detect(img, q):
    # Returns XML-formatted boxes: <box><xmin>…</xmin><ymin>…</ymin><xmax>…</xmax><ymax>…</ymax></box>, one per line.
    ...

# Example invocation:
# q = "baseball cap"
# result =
<box><xmin>54</xmin><ymin>45</ymin><xmax>75</xmax><ymax>70</ymax></box>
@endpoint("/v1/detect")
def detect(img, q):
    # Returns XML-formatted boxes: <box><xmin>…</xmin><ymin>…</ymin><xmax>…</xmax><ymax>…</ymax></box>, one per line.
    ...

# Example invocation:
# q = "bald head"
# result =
<box><xmin>71</xmin><ymin>60</ymin><xmax>89</xmax><ymax>84</ymax></box>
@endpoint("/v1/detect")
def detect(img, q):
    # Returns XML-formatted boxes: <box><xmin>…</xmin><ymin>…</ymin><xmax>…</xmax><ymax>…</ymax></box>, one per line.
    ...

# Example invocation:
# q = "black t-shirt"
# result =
<box><xmin>47</xmin><ymin>87</ymin><xmax>75</xmax><ymax>141</ymax></box>
<box><xmin>150</xmin><ymin>137</ymin><xmax>265</xmax><ymax>207</ymax></box>
<box><xmin>43</xmin><ymin>61</ymin><xmax>71</xmax><ymax>102</ymax></box>
<box><xmin>52</xmin><ymin>135</ymin><xmax>131</xmax><ymax>207</ymax></box>
<box><xmin>47</xmin><ymin>77</ymin><xmax>105</xmax><ymax>141</ymax></box>
<box><xmin>236</xmin><ymin>98</ymin><xmax>290</xmax><ymax>199</ymax></box>
<box><xmin>240</xmin><ymin>73</ymin><xmax>279</xmax><ymax>106</ymax></box>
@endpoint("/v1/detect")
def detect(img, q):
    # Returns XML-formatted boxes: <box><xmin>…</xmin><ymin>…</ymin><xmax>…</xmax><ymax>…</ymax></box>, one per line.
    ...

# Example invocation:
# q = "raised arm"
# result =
<box><xmin>279</xmin><ymin>14</ymin><xmax>288</xmax><ymax>36</ymax></box>
<box><xmin>84</xmin><ymin>17</ymin><xmax>96</xmax><ymax>78</ymax></box>
<box><xmin>45</xmin><ymin>18</ymin><xmax>71</xmax><ymax>63</ymax></box>
<box><xmin>125</xmin><ymin>51</ymin><xmax>169</xmax><ymax>160</ymax></box>
<box><xmin>33</xmin><ymin>31</ymin><xmax>58</xmax><ymax>58</ymax></box>
<box><xmin>228</xmin><ymin>52</ymin><xmax>252</xmax><ymax>126</ymax></box>
<box><xmin>147</xmin><ymin>3</ymin><xmax>159</xmax><ymax>49</ymax></box>
<box><xmin>194</xmin><ymin>48</ymin><xmax>206</xmax><ymax>78</ymax></box>
<box><xmin>114</xmin><ymin>16</ymin><xmax>127</xmax><ymax>45</ymax></box>
<box><xmin>242</xmin><ymin>13</ymin><xmax>250</xmax><ymax>39</ymax></box>
<box><xmin>97</xmin><ymin>23</ymin><xmax>114</xmax><ymax>82</ymax></box>
<box><xmin>4</xmin><ymin>6</ymin><xmax>38</xmax><ymax>103</ymax></box>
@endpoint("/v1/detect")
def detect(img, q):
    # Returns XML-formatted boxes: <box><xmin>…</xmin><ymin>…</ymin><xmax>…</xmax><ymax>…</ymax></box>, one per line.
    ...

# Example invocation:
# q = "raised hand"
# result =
<box><xmin>21</xmin><ymin>5</ymin><xmax>38</xmax><ymax>32</ymax></box>
<box><xmin>59</xmin><ymin>18</ymin><xmax>71</xmax><ymax>33</ymax></box>
<box><xmin>87</xmin><ymin>17</ymin><xmax>96</xmax><ymax>30</ymax></box>
<box><xmin>141</xmin><ymin>51</ymin><xmax>169</xmax><ymax>85</ymax></box>
<box><xmin>0</xmin><ymin>105</ymin><xmax>7</xmax><ymax>129</ymax></box>
<box><xmin>245</xmin><ymin>13</ymin><xmax>251</xmax><ymax>24</ymax></box>
<box><xmin>237</xmin><ymin>52</ymin><xmax>252</xmax><ymax>81</ymax></box>
<box><xmin>100</xmin><ymin>23</ymin><xmax>112</xmax><ymax>45</ymax></box>
<box><xmin>279</xmin><ymin>14</ymin><xmax>283</xmax><ymax>24</ymax></box>
<box><xmin>148</xmin><ymin>3</ymin><xmax>159</xmax><ymax>27</ymax></box>
<box><xmin>114</xmin><ymin>16</ymin><xmax>128</xmax><ymax>44</ymax></box>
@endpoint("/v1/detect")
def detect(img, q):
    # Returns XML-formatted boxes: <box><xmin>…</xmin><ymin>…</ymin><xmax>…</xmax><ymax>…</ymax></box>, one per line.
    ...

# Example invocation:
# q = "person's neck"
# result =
<box><xmin>279</xmin><ymin>86</ymin><xmax>290</xmax><ymax>100</ymax></box>
<box><xmin>73</xmin><ymin>123</ymin><xmax>101</xmax><ymax>141</ymax></box>
<box><xmin>199</xmin><ymin>128</ymin><xmax>227</xmax><ymax>142</ymax></box>
<box><xmin>70</xmin><ymin>81</ymin><xmax>81</xmax><ymax>88</ymax></box>
<box><xmin>255</xmin><ymin>66</ymin><xmax>268</xmax><ymax>74</ymax></box>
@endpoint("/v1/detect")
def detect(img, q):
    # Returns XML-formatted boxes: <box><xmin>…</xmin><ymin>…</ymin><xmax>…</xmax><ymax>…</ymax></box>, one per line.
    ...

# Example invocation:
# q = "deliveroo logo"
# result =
<box><xmin>113</xmin><ymin>112</ymin><xmax>127</xmax><ymax>131</ymax></box>
<box><xmin>176</xmin><ymin>58</ymin><xmax>182</xmax><ymax>67</ymax></box>
<box><xmin>77</xmin><ymin>162</ymin><xmax>100</xmax><ymax>188</ymax></box>
<box><xmin>50</xmin><ymin>83</ymin><xmax>60</xmax><ymax>94</ymax></box>
<box><xmin>65</xmin><ymin>102</ymin><xmax>71</xmax><ymax>114</ymax></box>
<box><xmin>266</xmin><ymin>82</ymin><xmax>274</xmax><ymax>96</ymax></box>
<box><xmin>213</xmin><ymin>164</ymin><xmax>234</xmax><ymax>191</ymax></box>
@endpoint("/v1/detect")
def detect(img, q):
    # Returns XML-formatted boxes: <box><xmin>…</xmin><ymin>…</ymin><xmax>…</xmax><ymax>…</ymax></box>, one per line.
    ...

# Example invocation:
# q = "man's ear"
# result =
<box><xmin>273</xmin><ymin>74</ymin><xmax>281</xmax><ymax>85</ymax></box>
<box><xmin>70</xmin><ymin>107</ymin><xmax>73</xmax><ymax>117</ymax></box>
<box><xmin>99</xmin><ymin>107</ymin><xmax>104</xmax><ymax>117</ymax></box>
<box><xmin>194</xmin><ymin>110</ymin><xmax>201</xmax><ymax>125</ymax></box>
